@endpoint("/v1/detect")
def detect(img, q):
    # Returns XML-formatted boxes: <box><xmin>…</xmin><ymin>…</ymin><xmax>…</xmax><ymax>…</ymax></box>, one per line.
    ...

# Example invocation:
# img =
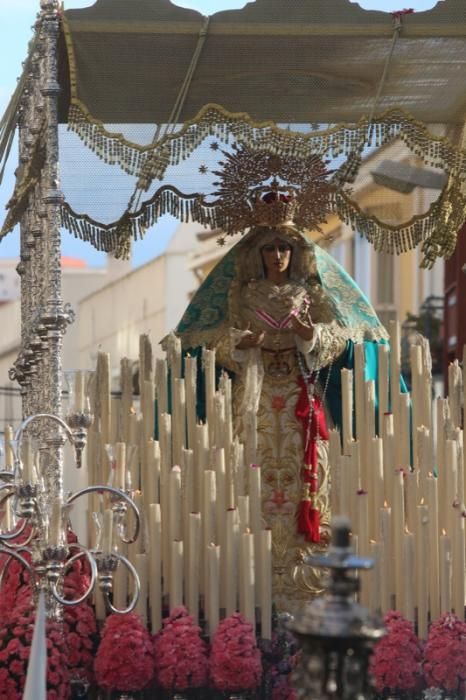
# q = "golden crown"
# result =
<box><xmin>203</xmin><ymin>144</ymin><xmax>333</xmax><ymax>239</ymax></box>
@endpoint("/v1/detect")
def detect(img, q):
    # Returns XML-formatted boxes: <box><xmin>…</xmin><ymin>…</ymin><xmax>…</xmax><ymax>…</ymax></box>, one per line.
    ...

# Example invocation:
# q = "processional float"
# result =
<box><xmin>0</xmin><ymin>0</ymin><xmax>465</xmax><ymax>697</ymax></box>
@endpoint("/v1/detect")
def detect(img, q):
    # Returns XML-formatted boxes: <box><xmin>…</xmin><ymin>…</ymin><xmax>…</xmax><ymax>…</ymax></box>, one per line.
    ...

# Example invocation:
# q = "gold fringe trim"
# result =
<box><xmin>58</xmin><ymin>179</ymin><xmax>465</xmax><ymax>268</ymax></box>
<box><xmin>66</xmin><ymin>99</ymin><xmax>466</xmax><ymax>184</ymax></box>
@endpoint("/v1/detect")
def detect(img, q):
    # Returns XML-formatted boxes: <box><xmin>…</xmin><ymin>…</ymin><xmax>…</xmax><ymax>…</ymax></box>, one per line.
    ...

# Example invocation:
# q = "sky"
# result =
<box><xmin>0</xmin><ymin>0</ymin><xmax>443</xmax><ymax>268</ymax></box>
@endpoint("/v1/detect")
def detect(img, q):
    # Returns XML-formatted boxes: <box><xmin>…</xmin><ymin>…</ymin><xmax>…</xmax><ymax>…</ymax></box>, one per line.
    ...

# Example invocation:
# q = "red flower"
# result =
<box><xmin>423</xmin><ymin>613</ymin><xmax>466</xmax><ymax>693</ymax></box>
<box><xmin>370</xmin><ymin>611</ymin><xmax>423</xmax><ymax>693</ymax></box>
<box><xmin>153</xmin><ymin>606</ymin><xmax>209</xmax><ymax>690</ymax></box>
<box><xmin>210</xmin><ymin>613</ymin><xmax>262</xmax><ymax>691</ymax></box>
<box><xmin>95</xmin><ymin>613</ymin><xmax>154</xmax><ymax>691</ymax></box>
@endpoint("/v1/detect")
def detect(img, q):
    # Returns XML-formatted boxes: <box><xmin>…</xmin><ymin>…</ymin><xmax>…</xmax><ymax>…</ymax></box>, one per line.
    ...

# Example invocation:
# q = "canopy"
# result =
<box><xmin>60</xmin><ymin>0</ymin><xmax>466</xmax><ymax>125</ymax></box>
<box><xmin>2</xmin><ymin>0</ymin><xmax>466</xmax><ymax>269</ymax></box>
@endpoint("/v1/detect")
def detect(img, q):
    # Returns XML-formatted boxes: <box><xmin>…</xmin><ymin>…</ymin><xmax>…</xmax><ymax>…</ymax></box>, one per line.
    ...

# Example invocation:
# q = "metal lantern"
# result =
<box><xmin>289</xmin><ymin>517</ymin><xmax>385</xmax><ymax>700</ymax></box>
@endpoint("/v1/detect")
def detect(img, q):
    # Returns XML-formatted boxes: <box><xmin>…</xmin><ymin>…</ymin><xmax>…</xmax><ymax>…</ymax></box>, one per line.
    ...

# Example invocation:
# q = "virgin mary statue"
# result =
<box><xmin>174</xmin><ymin>147</ymin><xmax>388</xmax><ymax>609</ymax></box>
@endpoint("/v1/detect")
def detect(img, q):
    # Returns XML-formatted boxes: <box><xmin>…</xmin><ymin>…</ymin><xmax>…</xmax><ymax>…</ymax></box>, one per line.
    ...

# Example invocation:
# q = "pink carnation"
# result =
<box><xmin>95</xmin><ymin>613</ymin><xmax>154</xmax><ymax>691</ymax></box>
<box><xmin>423</xmin><ymin>613</ymin><xmax>466</xmax><ymax>693</ymax></box>
<box><xmin>153</xmin><ymin>606</ymin><xmax>208</xmax><ymax>690</ymax></box>
<box><xmin>370</xmin><ymin>610</ymin><xmax>423</xmax><ymax>693</ymax></box>
<box><xmin>210</xmin><ymin>613</ymin><xmax>262</xmax><ymax>691</ymax></box>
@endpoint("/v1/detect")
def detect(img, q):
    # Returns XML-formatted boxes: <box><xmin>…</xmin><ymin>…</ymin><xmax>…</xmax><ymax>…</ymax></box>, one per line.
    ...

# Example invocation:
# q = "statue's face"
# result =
<box><xmin>261</xmin><ymin>237</ymin><xmax>292</xmax><ymax>277</ymax></box>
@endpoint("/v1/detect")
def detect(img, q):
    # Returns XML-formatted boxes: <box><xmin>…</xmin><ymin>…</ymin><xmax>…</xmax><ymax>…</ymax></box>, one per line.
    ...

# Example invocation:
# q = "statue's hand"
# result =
<box><xmin>235</xmin><ymin>330</ymin><xmax>265</xmax><ymax>349</ymax></box>
<box><xmin>290</xmin><ymin>316</ymin><xmax>314</xmax><ymax>341</ymax></box>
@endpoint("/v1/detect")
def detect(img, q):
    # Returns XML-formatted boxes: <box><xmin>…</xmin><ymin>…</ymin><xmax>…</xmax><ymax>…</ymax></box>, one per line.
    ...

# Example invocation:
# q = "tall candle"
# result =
<box><xmin>135</xmin><ymin>553</ymin><xmax>148</xmax><ymax>626</ymax></box>
<box><xmin>369</xmin><ymin>541</ymin><xmax>382</xmax><ymax>613</ymax></box>
<box><xmin>399</xmin><ymin>392</ymin><xmax>411</xmax><ymax>470</ymax></box>
<box><xmin>207</xmin><ymin>543</ymin><xmax>220</xmax><ymax>638</ymax></box>
<box><xmin>426</xmin><ymin>474</ymin><xmax>440</xmax><ymax>621</ymax></box>
<box><xmin>410</xmin><ymin>344</ymin><xmax>423</xmax><ymax>469</ymax></box>
<box><xmin>203</xmin><ymin>470</ymin><xmax>216</xmax><ymax>595</ymax></box>
<box><xmin>377</xmin><ymin>344</ymin><xmax>389</xmax><ymax>436</ymax></box>
<box><xmin>329</xmin><ymin>429</ymin><xmax>342</xmax><ymax>515</ymax></box>
<box><xmin>379</xmin><ymin>503</ymin><xmax>393</xmax><ymax>611</ymax></box>
<box><xmin>148</xmin><ymin>504</ymin><xmax>162</xmax><ymax>632</ymax></box>
<box><xmin>238</xmin><ymin>495</ymin><xmax>250</xmax><ymax>533</ymax></box>
<box><xmin>382</xmin><ymin>413</ymin><xmax>394</xmax><ymax>504</ymax></box>
<box><xmin>203</xmin><ymin>348</ymin><xmax>216</xmax><ymax>445</ymax></box>
<box><xmin>169</xmin><ymin>540</ymin><xmax>183</xmax><ymax>610</ymax></box>
<box><xmin>102</xmin><ymin>508</ymin><xmax>113</xmax><ymax>555</ymax></box>
<box><xmin>115</xmin><ymin>442</ymin><xmax>126</xmax><ymax>490</ymax></box>
<box><xmin>392</xmin><ymin>469</ymin><xmax>405</xmax><ymax>611</ymax></box>
<box><xmin>354</xmin><ymin>344</ymin><xmax>366</xmax><ymax>464</ymax></box>
<box><xmin>225</xmin><ymin>508</ymin><xmax>239</xmax><ymax>615</ymax></box>
<box><xmin>439</xmin><ymin>529</ymin><xmax>452</xmax><ymax>614</ymax></box>
<box><xmin>172</xmin><ymin>378</ymin><xmax>186</xmax><ymax>467</ymax></box>
<box><xmin>416</xmin><ymin>503</ymin><xmax>429</xmax><ymax>640</ymax></box>
<box><xmin>389</xmin><ymin>320</ymin><xmax>401</xmax><ymax>452</ymax></box>
<box><xmin>371</xmin><ymin>437</ymin><xmax>384</xmax><ymax>540</ymax></box>
<box><xmin>402</xmin><ymin>530</ymin><xmax>415</xmax><ymax>622</ymax></box>
<box><xmin>185</xmin><ymin>355</ymin><xmax>197</xmax><ymax>452</ymax></box>
<box><xmin>340</xmin><ymin>368</ymin><xmax>353</xmax><ymax>454</ymax></box>
<box><xmin>239</xmin><ymin>531</ymin><xmax>255</xmax><ymax>626</ymax></box>
<box><xmin>169</xmin><ymin>466</ymin><xmax>182</xmax><ymax>543</ymax></box>
<box><xmin>187</xmin><ymin>512</ymin><xmax>201</xmax><ymax>622</ymax></box>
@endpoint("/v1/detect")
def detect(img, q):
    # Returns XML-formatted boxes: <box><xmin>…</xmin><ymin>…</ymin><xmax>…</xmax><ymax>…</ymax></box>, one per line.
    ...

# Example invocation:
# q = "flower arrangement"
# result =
<box><xmin>370</xmin><ymin>610</ymin><xmax>424</xmax><ymax>696</ymax></box>
<box><xmin>94</xmin><ymin>612</ymin><xmax>154</xmax><ymax>692</ymax></box>
<box><xmin>0</xmin><ymin>600</ymin><xmax>70</xmax><ymax>700</ymax></box>
<box><xmin>153</xmin><ymin>606</ymin><xmax>209</xmax><ymax>691</ymax></box>
<box><xmin>210</xmin><ymin>612</ymin><xmax>262</xmax><ymax>693</ymax></box>
<box><xmin>423</xmin><ymin>613</ymin><xmax>466</xmax><ymax>695</ymax></box>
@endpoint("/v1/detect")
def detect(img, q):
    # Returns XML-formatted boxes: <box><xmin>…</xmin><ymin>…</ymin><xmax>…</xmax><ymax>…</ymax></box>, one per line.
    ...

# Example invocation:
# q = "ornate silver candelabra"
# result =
<box><xmin>0</xmin><ymin>373</ymin><xmax>141</xmax><ymax>618</ymax></box>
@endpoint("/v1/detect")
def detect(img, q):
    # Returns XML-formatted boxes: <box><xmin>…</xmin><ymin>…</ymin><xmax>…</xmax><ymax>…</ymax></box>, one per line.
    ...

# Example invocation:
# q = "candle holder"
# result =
<box><xmin>288</xmin><ymin>516</ymin><xmax>385</xmax><ymax>700</ymax></box>
<box><xmin>64</xmin><ymin>370</ymin><xmax>95</xmax><ymax>468</ymax></box>
<box><xmin>0</xmin><ymin>413</ymin><xmax>141</xmax><ymax>619</ymax></box>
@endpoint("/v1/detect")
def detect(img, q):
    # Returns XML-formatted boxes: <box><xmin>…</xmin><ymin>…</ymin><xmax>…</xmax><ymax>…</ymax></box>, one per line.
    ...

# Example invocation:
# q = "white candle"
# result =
<box><xmin>410</xmin><ymin>344</ymin><xmax>423</xmax><ymax>469</ymax></box>
<box><xmin>135</xmin><ymin>553</ymin><xmax>148</xmax><ymax>626</ymax></box>
<box><xmin>169</xmin><ymin>540</ymin><xmax>183</xmax><ymax>610</ymax></box>
<box><xmin>187</xmin><ymin>512</ymin><xmax>201</xmax><ymax>622</ymax></box>
<box><xmin>115</xmin><ymin>442</ymin><xmax>126</xmax><ymax>490</ymax></box>
<box><xmin>203</xmin><ymin>348</ymin><xmax>216</xmax><ymax>445</ymax></box>
<box><xmin>148</xmin><ymin>504</ymin><xmax>162</xmax><ymax>633</ymax></box>
<box><xmin>369</xmin><ymin>541</ymin><xmax>382</xmax><ymax>613</ymax></box>
<box><xmin>207</xmin><ymin>543</ymin><xmax>220</xmax><ymax>638</ymax></box>
<box><xmin>239</xmin><ymin>531</ymin><xmax>255</xmax><ymax>626</ymax></box>
<box><xmin>416</xmin><ymin>503</ymin><xmax>429</xmax><ymax>640</ymax></box>
<box><xmin>426</xmin><ymin>474</ymin><xmax>440</xmax><ymax>621</ymax></box>
<box><xmin>238</xmin><ymin>495</ymin><xmax>250</xmax><ymax>533</ymax></box>
<box><xmin>377</xmin><ymin>344</ymin><xmax>389</xmax><ymax>436</ymax></box>
<box><xmin>225</xmin><ymin>508</ymin><xmax>239</xmax><ymax>615</ymax></box>
<box><xmin>169</xmin><ymin>466</ymin><xmax>182</xmax><ymax>543</ymax></box>
<box><xmin>172</xmin><ymin>378</ymin><xmax>186</xmax><ymax>467</ymax></box>
<box><xmin>329</xmin><ymin>430</ymin><xmax>342</xmax><ymax>516</ymax></box>
<box><xmin>185</xmin><ymin>356</ymin><xmax>197</xmax><ymax>452</ymax></box>
<box><xmin>203</xmin><ymin>470</ymin><xmax>216</xmax><ymax>595</ymax></box>
<box><xmin>259</xmin><ymin>529</ymin><xmax>272</xmax><ymax>639</ymax></box>
<box><xmin>439</xmin><ymin>530</ymin><xmax>452</xmax><ymax>614</ymax></box>
<box><xmin>382</xmin><ymin>413</ymin><xmax>394</xmax><ymax>504</ymax></box>
<box><xmin>340</xmin><ymin>368</ymin><xmax>353</xmax><ymax>454</ymax></box>
<box><xmin>354</xmin><ymin>344</ymin><xmax>366</xmax><ymax>456</ymax></box>
<box><xmin>402</xmin><ymin>530</ymin><xmax>415</xmax><ymax>622</ymax></box>
<box><xmin>102</xmin><ymin>508</ymin><xmax>113</xmax><ymax>555</ymax></box>
<box><xmin>379</xmin><ymin>504</ymin><xmax>393</xmax><ymax>611</ymax></box>
<box><xmin>399</xmin><ymin>392</ymin><xmax>411</xmax><ymax>470</ymax></box>
<box><xmin>371</xmin><ymin>437</ymin><xmax>384</xmax><ymax>540</ymax></box>
<box><xmin>392</xmin><ymin>470</ymin><xmax>405</xmax><ymax>611</ymax></box>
